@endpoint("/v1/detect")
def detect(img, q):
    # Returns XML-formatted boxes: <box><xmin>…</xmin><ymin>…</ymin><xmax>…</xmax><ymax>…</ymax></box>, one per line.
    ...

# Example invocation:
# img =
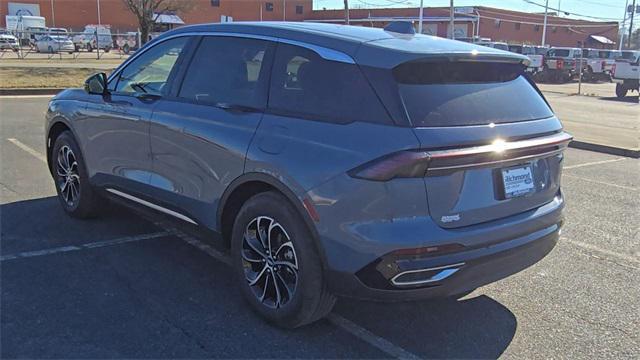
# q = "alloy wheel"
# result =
<box><xmin>56</xmin><ymin>145</ymin><xmax>80</xmax><ymax>206</ymax></box>
<box><xmin>241</xmin><ymin>216</ymin><xmax>299</xmax><ymax>309</ymax></box>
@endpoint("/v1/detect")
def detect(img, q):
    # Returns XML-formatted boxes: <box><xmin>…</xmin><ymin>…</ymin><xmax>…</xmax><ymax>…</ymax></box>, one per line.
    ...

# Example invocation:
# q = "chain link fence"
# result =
<box><xmin>0</xmin><ymin>28</ymin><xmax>141</xmax><ymax>60</ymax></box>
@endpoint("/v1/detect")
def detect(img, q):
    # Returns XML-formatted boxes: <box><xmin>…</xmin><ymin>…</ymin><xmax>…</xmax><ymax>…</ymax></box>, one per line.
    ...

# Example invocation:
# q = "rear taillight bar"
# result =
<box><xmin>349</xmin><ymin>132</ymin><xmax>573</xmax><ymax>181</ymax></box>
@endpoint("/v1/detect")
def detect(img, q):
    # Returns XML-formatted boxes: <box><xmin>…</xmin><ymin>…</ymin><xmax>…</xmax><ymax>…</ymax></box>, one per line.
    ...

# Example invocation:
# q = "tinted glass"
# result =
<box><xmin>548</xmin><ymin>49</ymin><xmax>570</xmax><ymax>57</ymax></box>
<box><xmin>269</xmin><ymin>43</ymin><xmax>391</xmax><ymax>124</ymax></box>
<box><xmin>115</xmin><ymin>37</ymin><xmax>187</xmax><ymax>95</ymax></box>
<box><xmin>179</xmin><ymin>36</ymin><xmax>270</xmax><ymax>108</ymax></box>
<box><xmin>394</xmin><ymin>61</ymin><xmax>553</xmax><ymax>127</ymax></box>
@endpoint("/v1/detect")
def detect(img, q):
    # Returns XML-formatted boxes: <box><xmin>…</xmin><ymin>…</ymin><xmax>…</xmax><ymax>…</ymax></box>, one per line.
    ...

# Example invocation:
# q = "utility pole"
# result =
<box><xmin>50</xmin><ymin>0</ymin><xmax>55</xmax><ymax>27</ymax></box>
<box><xmin>541</xmin><ymin>0</ymin><xmax>549</xmax><ymax>46</ymax></box>
<box><xmin>96</xmin><ymin>0</ymin><xmax>102</xmax><ymax>25</ymax></box>
<box><xmin>620</xmin><ymin>0</ymin><xmax>629</xmax><ymax>50</ymax></box>
<box><xmin>418</xmin><ymin>0</ymin><xmax>424</xmax><ymax>34</ymax></box>
<box><xmin>449</xmin><ymin>0</ymin><xmax>454</xmax><ymax>39</ymax></box>
<box><xmin>344</xmin><ymin>0</ymin><xmax>350</xmax><ymax>25</ymax></box>
<box><xmin>283</xmin><ymin>0</ymin><xmax>286</xmax><ymax>21</ymax></box>
<box><xmin>628</xmin><ymin>0</ymin><xmax>636</xmax><ymax>48</ymax></box>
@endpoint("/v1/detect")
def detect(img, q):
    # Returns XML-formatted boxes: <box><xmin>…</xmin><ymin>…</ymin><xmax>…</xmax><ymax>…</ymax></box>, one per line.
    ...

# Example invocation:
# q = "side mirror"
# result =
<box><xmin>84</xmin><ymin>72</ymin><xmax>108</xmax><ymax>95</ymax></box>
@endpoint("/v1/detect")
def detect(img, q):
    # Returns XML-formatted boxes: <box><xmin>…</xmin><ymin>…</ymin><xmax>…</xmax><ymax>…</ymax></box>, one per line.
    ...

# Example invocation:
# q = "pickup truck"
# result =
<box><xmin>611</xmin><ymin>51</ymin><xmax>640</xmax><ymax>98</ymax></box>
<box><xmin>72</xmin><ymin>26</ymin><xmax>112</xmax><ymax>52</ymax></box>
<box><xmin>509</xmin><ymin>44</ymin><xmax>546</xmax><ymax>75</ymax></box>
<box><xmin>542</xmin><ymin>47</ymin><xmax>581</xmax><ymax>83</ymax></box>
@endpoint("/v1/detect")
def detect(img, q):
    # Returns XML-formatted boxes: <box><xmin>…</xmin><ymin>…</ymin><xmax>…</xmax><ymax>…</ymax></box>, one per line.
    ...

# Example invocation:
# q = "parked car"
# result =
<box><xmin>25</xmin><ymin>26</ymin><xmax>48</xmax><ymax>47</ymax></box>
<box><xmin>0</xmin><ymin>29</ymin><xmax>19</xmax><ymax>51</ymax></box>
<box><xmin>581</xmin><ymin>48</ymin><xmax>610</xmax><ymax>82</ymax></box>
<box><xmin>35</xmin><ymin>35</ymin><xmax>75</xmax><ymax>53</ymax></box>
<box><xmin>611</xmin><ymin>51</ymin><xmax>640</xmax><ymax>98</ymax></box>
<box><xmin>45</xmin><ymin>22</ymin><xmax>570</xmax><ymax>328</ymax></box>
<box><xmin>72</xmin><ymin>25</ymin><xmax>112</xmax><ymax>52</ymax></box>
<box><xmin>114</xmin><ymin>31</ymin><xmax>139</xmax><ymax>54</ymax></box>
<box><xmin>542</xmin><ymin>47</ymin><xmax>581</xmax><ymax>83</ymax></box>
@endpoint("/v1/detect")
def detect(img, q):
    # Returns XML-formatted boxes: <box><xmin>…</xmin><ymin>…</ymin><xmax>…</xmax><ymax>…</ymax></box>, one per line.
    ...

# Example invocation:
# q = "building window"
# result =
<box><xmin>515</xmin><ymin>23</ymin><xmax>521</xmax><ymax>30</ymax></box>
<box><xmin>210</xmin><ymin>0</ymin><xmax>220</xmax><ymax>6</ymax></box>
<box><xmin>534</xmin><ymin>25</ymin><xmax>540</xmax><ymax>32</ymax></box>
<box><xmin>296</xmin><ymin>5</ymin><xmax>303</xmax><ymax>14</ymax></box>
<box><xmin>552</xmin><ymin>26</ymin><xmax>557</xmax><ymax>33</ymax></box>
<box><xmin>266</xmin><ymin>2</ymin><xmax>274</xmax><ymax>12</ymax></box>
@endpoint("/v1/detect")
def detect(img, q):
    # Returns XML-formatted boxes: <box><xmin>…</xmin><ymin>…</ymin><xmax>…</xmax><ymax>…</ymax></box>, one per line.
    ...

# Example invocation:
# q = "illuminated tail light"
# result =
<box><xmin>349</xmin><ymin>132</ymin><xmax>573</xmax><ymax>181</ymax></box>
<box><xmin>556</xmin><ymin>59</ymin><xmax>564</xmax><ymax>69</ymax></box>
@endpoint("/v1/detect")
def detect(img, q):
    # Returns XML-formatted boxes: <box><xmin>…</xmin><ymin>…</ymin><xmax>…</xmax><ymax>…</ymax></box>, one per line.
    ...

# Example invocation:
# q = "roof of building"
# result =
<box><xmin>158</xmin><ymin>21</ymin><xmax>529</xmax><ymax>68</ymax></box>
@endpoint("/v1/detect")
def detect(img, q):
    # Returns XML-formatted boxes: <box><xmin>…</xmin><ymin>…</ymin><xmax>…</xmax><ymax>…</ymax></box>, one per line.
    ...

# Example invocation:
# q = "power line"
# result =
<box><xmin>523</xmin><ymin>0</ymin><xmax>623</xmax><ymax>21</ymax></box>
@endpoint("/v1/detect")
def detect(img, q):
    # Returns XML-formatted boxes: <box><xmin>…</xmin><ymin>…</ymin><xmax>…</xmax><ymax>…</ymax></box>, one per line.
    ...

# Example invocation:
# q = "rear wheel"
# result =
<box><xmin>51</xmin><ymin>131</ymin><xmax>102</xmax><ymax>218</ymax></box>
<box><xmin>231</xmin><ymin>191</ymin><xmax>335</xmax><ymax>328</ymax></box>
<box><xmin>87</xmin><ymin>43</ymin><xmax>93</xmax><ymax>52</ymax></box>
<box><xmin>615</xmin><ymin>83</ymin><xmax>628</xmax><ymax>98</ymax></box>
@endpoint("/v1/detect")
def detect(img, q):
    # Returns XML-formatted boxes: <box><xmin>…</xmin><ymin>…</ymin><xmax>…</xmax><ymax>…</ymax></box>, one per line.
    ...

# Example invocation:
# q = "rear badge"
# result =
<box><xmin>441</xmin><ymin>214</ymin><xmax>461</xmax><ymax>223</ymax></box>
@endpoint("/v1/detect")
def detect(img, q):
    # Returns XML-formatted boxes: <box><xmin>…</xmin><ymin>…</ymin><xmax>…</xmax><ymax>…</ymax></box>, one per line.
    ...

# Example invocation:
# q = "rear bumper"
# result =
<box><xmin>327</xmin><ymin>220</ymin><xmax>560</xmax><ymax>301</ymax></box>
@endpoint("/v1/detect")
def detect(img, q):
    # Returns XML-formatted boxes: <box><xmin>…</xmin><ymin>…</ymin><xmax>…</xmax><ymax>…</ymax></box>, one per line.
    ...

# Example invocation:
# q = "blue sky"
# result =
<box><xmin>312</xmin><ymin>0</ymin><xmax>631</xmax><ymax>23</ymax></box>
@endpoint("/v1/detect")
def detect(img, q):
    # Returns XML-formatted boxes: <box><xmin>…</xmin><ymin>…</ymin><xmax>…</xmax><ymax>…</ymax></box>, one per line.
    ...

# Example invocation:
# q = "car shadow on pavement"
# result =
<box><xmin>0</xmin><ymin>196</ymin><xmax>159</xmax><ymax>255</ymax></box>
<box><xmin>598</xmin><ymin>95</ymin><xmax>639</xmax><ymax>103</ymax></box>
<box><xmin>2</xmin><ymin>197</ymin><xmax>516</xmax><ymax>358</ymax></box>
<box><xmin>333</xmin><ymin>292</ymin><xmax>517</xmax><ymax>359</ymax></box>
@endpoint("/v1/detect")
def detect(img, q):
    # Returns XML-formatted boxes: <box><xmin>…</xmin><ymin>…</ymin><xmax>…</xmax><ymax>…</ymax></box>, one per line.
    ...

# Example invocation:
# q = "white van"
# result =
<box><xmin>72</xmin><ymin>25</ymin><xmax>112</xmax><ymax>52</ymax></box>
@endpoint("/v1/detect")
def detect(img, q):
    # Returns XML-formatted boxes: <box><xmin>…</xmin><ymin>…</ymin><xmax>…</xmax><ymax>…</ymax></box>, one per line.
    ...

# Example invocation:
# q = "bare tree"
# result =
<box><xmin>122</xmin><ymin>0</ymin><xmax>192</xmax><ymax>45</ymax></box>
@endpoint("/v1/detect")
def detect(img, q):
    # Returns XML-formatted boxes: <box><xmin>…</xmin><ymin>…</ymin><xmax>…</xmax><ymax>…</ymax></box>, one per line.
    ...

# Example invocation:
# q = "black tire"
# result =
<box><xmin>231</xmin><ymin>191</ymin><xmax>336</xmax><ymax>328</ymax></box>
<box><xmin>51</xmin><ymin>131</ymin><xmax>102</xmax><ymax>218</ymax></box>
<box><xmin>615</xmin><ymin>83</ymin><xmax>628</xmax><ymax>99</ymax></box>
<box><xmin>87</xmin><ymin>44</ymin><xmax>93</xmax><ymax>52</ymax></box>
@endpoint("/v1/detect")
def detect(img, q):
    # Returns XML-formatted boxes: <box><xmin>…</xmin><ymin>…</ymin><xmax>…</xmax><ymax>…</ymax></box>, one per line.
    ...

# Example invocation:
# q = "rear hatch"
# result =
<box><xmin>393</xmin><ymin>60</ymin><xmax>570</xmax><ymax>228</ymax></box>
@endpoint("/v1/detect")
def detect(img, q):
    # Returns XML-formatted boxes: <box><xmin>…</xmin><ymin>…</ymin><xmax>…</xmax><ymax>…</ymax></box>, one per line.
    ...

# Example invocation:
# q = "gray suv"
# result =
<box><xmin>45</xmin><ymin>22</ymin><xmax>571</xmax><ymax>328</ymax></box>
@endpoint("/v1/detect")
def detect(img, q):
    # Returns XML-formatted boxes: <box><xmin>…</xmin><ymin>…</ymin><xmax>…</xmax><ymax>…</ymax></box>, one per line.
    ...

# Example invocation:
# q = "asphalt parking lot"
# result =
<box><xmin>1</xmin><ymin>96</ymin><xmax>639</xmax><ymax>358</ymax></box>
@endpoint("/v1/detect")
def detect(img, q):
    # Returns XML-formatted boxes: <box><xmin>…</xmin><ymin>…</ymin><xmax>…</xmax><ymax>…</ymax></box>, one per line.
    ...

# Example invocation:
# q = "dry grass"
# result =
<box><xmin>0</xmin><ymin>67</ymin><xmax>111</xmax><ymax>88</ymax></box>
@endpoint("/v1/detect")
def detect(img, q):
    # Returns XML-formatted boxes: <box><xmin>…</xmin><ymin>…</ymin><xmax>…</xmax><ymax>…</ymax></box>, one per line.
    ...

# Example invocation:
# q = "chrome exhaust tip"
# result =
<box><xmin>391</xmin><ymin>262</ymin><xmax>465</xmax><ymax>287</ymax></box>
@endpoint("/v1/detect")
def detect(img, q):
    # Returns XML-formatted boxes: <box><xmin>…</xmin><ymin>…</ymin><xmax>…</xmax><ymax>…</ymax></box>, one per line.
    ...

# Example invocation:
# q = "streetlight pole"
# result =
<box><xmin>283</xmin><ymin>0</ymin><xmax>286</xmax><ymax>21</ymax></box>
<box><xmin>418</xmin><ymin>0</ymin><xmax>424</xmax><ymax>34</ymax></box>
<box><xmin>541</xmin><ymin>0</ymin><xmax>549</xmax><ymax>46</ymax></box>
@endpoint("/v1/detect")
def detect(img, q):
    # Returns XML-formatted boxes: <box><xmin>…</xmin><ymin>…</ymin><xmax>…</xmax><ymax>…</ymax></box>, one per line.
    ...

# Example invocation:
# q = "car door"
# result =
<box><xmin>148</xmin><ymin>35</ymin><xmax>274</xmax><ymax>228</ymax></box>
<box><xmin>78</xmin><ymin>36</ymin><xmax>190</xmax><ymax>194</ymax></box>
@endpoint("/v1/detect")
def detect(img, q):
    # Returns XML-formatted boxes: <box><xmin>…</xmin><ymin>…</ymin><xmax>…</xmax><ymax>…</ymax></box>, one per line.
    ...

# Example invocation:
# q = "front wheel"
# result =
<box><xmin>615</xmin><ymin>83</ymin><xmax>628</xmax><ymax>98</ymax></box>
<box><xmin>51</xmin><ymin>131</ymin><xmax>102</xmax><ymax>218</ymax></box>
<box><xmin>231</xmin><ymin>191</ymin><xmax>335</xmax><ymax>328</ymax></box>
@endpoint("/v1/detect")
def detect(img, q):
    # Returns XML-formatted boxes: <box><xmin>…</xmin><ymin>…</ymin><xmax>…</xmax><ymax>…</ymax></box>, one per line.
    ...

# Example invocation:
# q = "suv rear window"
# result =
<box><xmin>268</xmin><ymin>43</ymin><xmax>391</xmax><ymax>124</ymax></box>
<box><xmin>393</xmin><ymin>61</ymin><xmax>553</xmax><ymax>127</ymax></box>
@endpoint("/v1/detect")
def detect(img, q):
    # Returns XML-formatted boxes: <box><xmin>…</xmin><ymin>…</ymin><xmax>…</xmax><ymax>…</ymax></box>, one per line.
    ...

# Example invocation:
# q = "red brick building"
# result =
<box><xmin>0</xmin><ymin>0</ymin><xmax>312</xmax><ymax>32</ymax></box>
<box><xmin>0</xmin><ymin>1</ymin><xmax>618</xmax><ymax>48</ymax></box>
<box><xmin>306</xmin><ymin>6</ymin><xmax>619</xmax><ymax>48</ymax></box>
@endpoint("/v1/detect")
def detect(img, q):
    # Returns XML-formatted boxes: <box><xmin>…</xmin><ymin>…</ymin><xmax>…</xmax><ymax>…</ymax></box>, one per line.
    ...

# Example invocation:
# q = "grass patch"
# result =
<box><xmin>0</xmin><ymin>67</ymin><xmax>114</xmax><ymax>88</ymax></box>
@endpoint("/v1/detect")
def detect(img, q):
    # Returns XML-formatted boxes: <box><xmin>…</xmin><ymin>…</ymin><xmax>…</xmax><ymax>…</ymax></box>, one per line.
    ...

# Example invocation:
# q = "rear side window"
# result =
<box><xmin>394</xmin><ymin>61</ymin><xmax>553</xmax><ymax>127</ymax></box>
<box><xmin>548</xmin><ymin>49</ymin><xmax>570</xmax><ymax>57</ymax></box>
<box><xmin>268</xmin><ymin>43</ymin><xmax>391</xmax><ymax>124</ymax></box>
<box><xmin>179</xmin><ymin>36</ymin><xmax>270</xmax><ymax>108</ymax></box>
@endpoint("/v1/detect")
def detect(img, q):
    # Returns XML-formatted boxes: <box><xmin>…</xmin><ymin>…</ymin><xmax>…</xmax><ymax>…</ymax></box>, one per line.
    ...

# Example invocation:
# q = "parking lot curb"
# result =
<box><xmin>569</xmin><ymin>140</ymin><xmax>640</xmax><ymax>159</ymax></box>
<box><xmin>0</xmin><ymin>88</ymin><xmax>64</xmax><ymax>96</ymax></box>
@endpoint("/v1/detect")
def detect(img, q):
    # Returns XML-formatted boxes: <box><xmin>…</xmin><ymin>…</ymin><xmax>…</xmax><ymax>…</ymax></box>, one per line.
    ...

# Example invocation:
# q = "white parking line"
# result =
<box><xmin>563</xmin><ymin>158</ymin><xmax>626</xmax><ymax>170</ymax></box>
<box><xmin>562</xmin><ymin>237</ymin><xmax>640</xmax><ymax>266</ymax></box>
<box><xmin>327</xmin><ymin>313</ymin><xmax>422</xmax><ymax>360</ymax></box>
<box><xmin>153</xmin><ymin>222</ymin><xmax>421</xmax><ymax>360</ymax></box>
<box><xmin>0</xmin><ymin>95</ymin><xmax>54</xmax><ymax>99</ymax></box>
<box><xmin>563</xmin><ymin>174</ymin><xmax>637</xmax><ymax>191</ymax></box>
<box><xmin>7</xmin><ymin>138</ymin><xmax>47</xmax><ymax>163</ymax></box>
<box><xmin>0</xmin><ymin>232</ymin><xmax>169</xmax><ymax>262</ymax></box>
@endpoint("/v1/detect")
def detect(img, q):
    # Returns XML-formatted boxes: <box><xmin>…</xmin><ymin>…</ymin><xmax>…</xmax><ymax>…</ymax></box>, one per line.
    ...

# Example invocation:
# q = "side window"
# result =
<box><xmin>269</xmin><ymin>43</ymin><xmax>391</xmax><ymax>124</ymax></box>
<box><xmin>178</xmin><ymin>36</ymin><xmax>270</xmax><ymax>108</ymax></box>
<box><xmin>115</xmin><ymin>37</ymin><xmax>188</xmax><ymax>95</ymax></box>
